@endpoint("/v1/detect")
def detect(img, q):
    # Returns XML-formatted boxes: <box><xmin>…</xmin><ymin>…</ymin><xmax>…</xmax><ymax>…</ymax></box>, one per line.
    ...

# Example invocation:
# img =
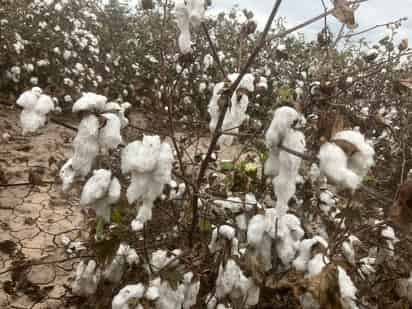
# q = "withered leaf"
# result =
<box><xmin>333</xmin><ymin>0</ymin><xmax>357</xmax><ymax>29</ymax></box>
<box><xmin>331</xmin><ymin>139</ymin><xmax>360</xmax><ymax>156</ymax></box>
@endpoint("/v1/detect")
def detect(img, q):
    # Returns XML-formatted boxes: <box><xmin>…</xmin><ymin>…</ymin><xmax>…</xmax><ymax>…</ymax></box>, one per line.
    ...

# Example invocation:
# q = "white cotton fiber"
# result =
<box><xmin>72</xmin><ymin>114</ymin><xmax>100</xmax><ymax>177</ymax></box>
<box><xmin>99</xmin><ymin>113</ymin><xmax>123</xmax><ymax>154</ymax></box>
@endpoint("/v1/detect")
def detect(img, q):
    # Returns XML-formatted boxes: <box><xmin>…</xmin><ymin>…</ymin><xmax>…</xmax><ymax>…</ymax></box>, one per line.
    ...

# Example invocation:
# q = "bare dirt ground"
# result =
<box><xmin>0</xmin><ymin>106</ymin><xmax>86</xmax><ymax>309</ymax></box>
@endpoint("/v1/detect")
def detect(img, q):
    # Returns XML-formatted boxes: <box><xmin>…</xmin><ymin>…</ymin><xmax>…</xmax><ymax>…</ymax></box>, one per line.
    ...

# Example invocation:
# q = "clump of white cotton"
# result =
<box><xmin>342</xmin><ymin>235</ymin><xmax>361</xmax><ymax>266</ymax></box>
<box><xmin>174</xmin><ymin>0</ymin><xmax>205</xmax><ymax>54</ymax></box>
<box><xmin>72</xmin><ymin>92</ymin><xmax>107</xmax><ymax>113</ymax></box>
<box><xmin>215</xmin><ymin>259</ymin><xmax>259</xmax><ymax>307</ymax></box>
<box><xmin>72</xmin><ymin>114</ymin><xmax>100</xmax><ymax>177</ymax></box>
<box><xmin>247</xmin><ymin>208</ymin><xmax>305</xmax><ymax>271</ymax></box>
<box><xmin>293</xmin><ymin>236</ymin><xmax>328</xmax><ymax>273</ymax></box>
<box><xmin>16</xmin><ymin>87</ymin><xmax>55</xmax><ymax>134</ymax></box>
<box><xmin>59</xmin><ymin>158</ymin><xmax>76</xmax><ymax>192</ymax></box>
<box><xmin>265</xmin><ymin>106</ymin><xmax>306</xmax><ymax>213</ymax></box>
<box><xmin>104</xmin><ymin>243</ymin><xmax>139</xmax><ymax>283</ymax></box>
<box><xmin>338</xmin><ymin>266</ymin><xmax>359</xmax><ymax>309</ymax></box>
<box><xmin>319</xmin><ymin>130</ymin><xmax>374</xmax><ymax>190</ymax></box>
<box><xmin>208</xmin><ymin>73</ymin><xmax>255</xmax><ymax>146</ymax></box>
<box><xmin>80</xmin><ymin>169</ymin><xmax>121</xmax><ymax>222</ymax></box>
<box><xmin>72</xmin><ymin>260</ymin><xmax>101</xmax><ymax>296</ymax></box>
<box><xmin>112</xmin><ymin>284</ymin><xmax>145</xmax><ymax>309</ymax></box>
<box><xmin>99</xmin><ymin>113</ymin><xmax>123</xmax><ymax>154</ymax></box>
<box><xmin>122</xmin><ymin>135</ymin><xmax>174</xmax><ymax>231</ymax></box>
<box><xmin>208</xmin><ymin>225</ymin><xmax>239</xmax><ymax>257</ymax></box>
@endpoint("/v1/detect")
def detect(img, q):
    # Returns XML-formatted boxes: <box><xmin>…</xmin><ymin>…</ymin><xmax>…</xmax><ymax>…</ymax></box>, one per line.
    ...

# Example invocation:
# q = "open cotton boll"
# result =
<box><xmin>99</xmin><ymin>113</ymin><xmax>123</xmax><ymax>154</ymax></box>
<box><xmin>187</xmin><ymin>0</ymin><xmax>205</xmax><ymax>26</ymax></box>
<box><xmin>333</xmin><ymin>130</ymin><xmax>375</xmax><ymax>178</ymax></box>
<box><xmin>122</xmin><ymin>136</ymin><xmax>173</xmax><ymax>229</ymax></box>
<box><xmin>320</xmin><ymin>130</ymin><xmax>375</xmax><ymax>190</ymax></box>
<box><xmin>183</xmin><ymin>272</ymin><xmax>200</xmax><ymax>309</ymax></box>
<box><xmin>80</xmin><ymin>169</ymin><xmax>120</xmax><ymax>222</ymax></box>
<box><xmin>338</xmin><ymin>266</ymin><xmax>359</xmax><ymax>309</ymax></box>
<box><xmin>154</xmin><ymin>279</ymin><xmax>186</xmax><ymax>309</ymax></box>
<box><xmin>34</xmin><ymin>94</ymin><xmax>54</xmax><ymax>115</ymax></box>
<box><xmin>104</xmin><ymin>243</ymin><xmax>138</xmax><ymax>283</ymax></box>
<box><xmin>342</xmin><ymin>235</ymin><xmax>360</xmax><ymax>266</ymax></box>
<box><xmin>20</xmin><ymin>109</ymin><xmax>46</xmax><ymax>134</ymax></box>
<box><xmin>215</xmin><ymin>259</ymin><xmax>259</xmax><ymax>307</ymax></box>
<box><xmin>175</xmin><ymin>0</ymin><xmax>192</xmax><ymax>54</ymax></box>
<box><xmin>209</xmin><ymin>225</ymin><xmax>237</xmax><ymax>254</ymax></box>
<box><xmin>208</xmin><ymin>82</ymin><xmax>225</xmax><ymax>132</ymax></box>
<box><xmin>273</xmin><ymin>130</ymin><xmax>305</xmax><ymax>213</ymax></box>
<box><xmin>72</xmin><ymin>260</ymin><xmax>101</xmax><ymax>296</ymax></box>
<box><xmin>203</xmin><ymin>54</ymin><xmax>214</xmax><ymax>70</ymax></box>
<box><xmin>72</xmin><ymin>114</ymin><xmax>100</xmax><ymax>177</ymax></box>
<box><xmin>293</xmin><ymin>236</ymin><xmax>328</xmax><ymax>272</ymax></box>
<box><xmin>112</xmin><ymin>284</ymin><xmax>145</xmax><ymax>309</ymax></box>
<box><xmin>307</xmin><ymin>253</ymin><xmax>329</xmax><ymax>277</ymax></box>
<box><xmin>247</xmin><ymin>214</ymin><xmax>266</xmax><ymax>247</ymax></box>
<box><xmin>72</xmin><ymin>92</ymin><xmax>108</xmax><ymax>113</ymax></box>
<box><xmin>319</xmin><ymin>143</ymin><xmax>361</xmax><ymax>190</ymax></box>
<box><xmin>122</xmin><ymin>136</ymin><xmax>162</xmax><ymax>174</ymax></box>
<box><xmin>60</xmin><ymin>158</ymin><xmax>76</xmax><ymax>192</ymax></box>
<box><xmin>16</xmin><ymin>87</ymin><xmax>42</xmax><ymax>109</ymax></box>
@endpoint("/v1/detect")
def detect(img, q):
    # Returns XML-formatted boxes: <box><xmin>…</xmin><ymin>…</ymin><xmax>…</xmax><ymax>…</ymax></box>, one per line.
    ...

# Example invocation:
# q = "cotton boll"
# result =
<box><xmin>342</xmin><ymin>235</ymin><xmax>360</xmax><ymax>266</ymax></box>
<box><xmin>215</xmin><ymin>259</ymin><xmax>259</xmax><ymax>307</ymax></box>
<box><xmin>72</xmin><ymin>115</ymin><xmax>100</xmax><ymax>177</ymax></box>
<box><xmin>104</xmin><ymin>243</ymin><xmax>138</xmax><ymax>283</ymax></box>
<box><xmin>337</xmin><ymin>266</ymin><xmax>359</xmax><ymax>309</ymax></box>
<box><xmin>145</xmin><ymin>286</ymin><xmax>160</xmax><ymax>301</ymax></box>
<box><xmin>333</xmin><ymin>130</ymin><xmax>375</xmax><ymax>178</ymax></box>
<box><xmin>175</xmin><ymin>0</ymin><xmax>192</xmax><ymax>54</ymax></box>
<box><xmin>16</xmin><ymin>87</ymin><xmax>42</xmax><ymax>109</ymax></box>
<box><xmin>203</xmin><ymin>54</ymin><xmax>214</xmax><ymax>70</ymax></box>
<box><xmin>183</xmin><ymin>272</ymin><xmax>200</xmax><ymax>309</ymax></box>
<box><xmin>80</xmin><ymin>169</ymin><xmax>112</xmax><ymax>205</ymax></box>
<box><xmin>72</xmin><ymin>260</ymin><xmax>101</xmax><ymax>296</ymax></box>
<box><xmin>293</xmin><ymin>237</ymin><xmax>327</xmax><ymax>272</ymax></box>
<box><xmin>273</xmin><ymin>130</ymin><xmax>305</xmax><ymax>213</ymax></box>
<box><xmin>80</xmin><ymin>169</ymin><xmax>119</xmax><ymax>222</ymax></box>
<box><xmin>72</xmin><ymin>92</ymin><xmax>108</xmax><ymax>113</ymax></box>
<box><xmin>319</xmin><ymin>143</ymin><xmax>361</xmax><ymax>190</ymax></box>
<box><xmin>208</xmin><ymin>82</ymin><xmax>225</xmax><ymax>132</ymax></box>
<box><xmin>107</xmin><ymin>177</ymin><xmax>121</xmax><ymax>204</ymax></box>
<box><xmin>154</xmin><ymin>279</ymin><xmax>186</xmax><ymax>309</ymax></box>
<box><xmin>60</xmin><ymin>158</ymin><xmax>76</xmax><ymax>192</ymax></box>
<box><xmin>112</xmin><ymin>284</ymin><xmax>145</xmax><ymax>309</ymax></box>
<box><xmin>122</xmin><ymin>136</ymin><xmax>161</xmax><ymax>174</ymax></box>
<box><xmin>247</xmin><ymin>214</ymin><xmax>266</xmax><ymax>247</ymax></box>
<box><xmin>34</xmin><ymin>94</ymin><xmax>54</xmax><ymax>115</ymax></box>
<box><xmin>99</xmin><ymin>113</ymin><xmax>123</xmax><ymax>154</ymax></box>
<box><xmin>20</xmin><ymin>109</ymin><xmax>45</xmax><ymax>134</ymax></box>
<box><xmin>307</xmin><ymin>253</ymin><xmax>329</xmax><ymax>277</ymax></box>
<box><xmin>187</xmin><ymin>0</ymin><xmax>205</xmax><ymax>26</ymax></box>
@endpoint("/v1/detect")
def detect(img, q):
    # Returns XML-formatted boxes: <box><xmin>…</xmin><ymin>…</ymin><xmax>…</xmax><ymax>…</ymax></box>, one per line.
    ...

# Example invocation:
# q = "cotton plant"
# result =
<box><xmin>214</xmin><ymin>258</ymin><xmax>260</xmax><ymax>308</ymax></box>
<box><xmin>208</xmin><ymin>73</ymin><xmax>255</xmax><ymax>146</ymax></box>
<box><xmin>72</xmin><ymin>260</ymin><xmax>101</xmax><ymax>296</ymax></box>
<box><xmin>319</xmin><ymin>130</ymin><xmax>375</xmax><ymax>191</ymax></box>
<box><xmin>79</xmin><ymin>169</ymin><xmax>121</xmax><ymax>222</ymax></box>
<box><xmin>121</xmin><ymin>135</ymin><xmax>174</xmax><ymax>231</ymax></box>
<box><xmin>104</xmin><ymin>243</ymin><xmax>139</xmax><ymax>283</ymax></box>
<box><xmin>16</xmin><ymin>87</ymin><xmax>55</xmax><ymax>134</ymax></box>
<box><xmin>174</xmin><ymin>0</ymin><xmax>205</xmax><ymax>54</ymax></box>
<box><xmin>264</xmin><ymin>106</ymin><xmax>306</xmax><ymax>213</ymax></box>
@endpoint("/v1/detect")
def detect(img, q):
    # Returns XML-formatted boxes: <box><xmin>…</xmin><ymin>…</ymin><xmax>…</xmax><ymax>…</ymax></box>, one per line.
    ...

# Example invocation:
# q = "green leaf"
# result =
<box><xmin>111</xmin><ymin>208</ymin><xmax>122</xmax><ymax>224</ymax></box>
<box><xmin>221</xmin><ymin>160</ymin><xmax>235</xmax><ymax>172</ymax></box>
<box><xmin>199</xmin><ymin>218</ymin><xmax>212</xmax><ymax>232</ymax></box>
